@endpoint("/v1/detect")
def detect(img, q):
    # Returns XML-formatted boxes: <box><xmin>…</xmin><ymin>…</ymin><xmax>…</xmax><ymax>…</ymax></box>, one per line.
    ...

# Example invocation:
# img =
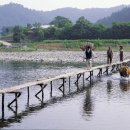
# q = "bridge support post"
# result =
<box><xmin>35</xmin><ymin>84</ymin><xmax>47</xmax><ymax>103</ymax></box>
<box><xmin>86</xmin><ymin>71</ymin><xmax>93</xmax><ymax>85</ymax></box>
<box><xmin>2</xmin><ymin>93</ymin><xmax>5</xmax><ymax>120</ymax></box>
<box><xmin>58</xmin><ymin>78</ymin><xmax>66</xmax><ymax>96</ymax></box>
<box><xmin>50</xmin><ymin>81</ymin><xmax>53</xmax><ymax>97</ymax></box>
<box><xmin>8</xmin><ymin>92</ymin><xmax>21</xmax><ymax>115</ymax></box>
<box><xmin>116</xmin><ymin>64</ymin><xmax>120</xmax><ymax>71</ymax></box>
<box><xmin>27</xmin><ymin>87</ymin><xmax>30</xmax><ymax>106</ymax></box>
<box><xmin>75</xmin><ymin>74</ymin><xmax>82</xmax><ymax>85</ymax></box>
<box><xmin>8</xmin><ymin>92</ymin><xmax>21</xmax><ymax>107</ymax></box>
<box><xmin>103</xmin><ymin>66</ymin><xmax>109</xmax><ymax>75</ymax></box>
<box><xmin>69</xmin><ymin>77</ymin><xmax>71</xmax><ymax>92</ymax></box>
<box><xmin>97</xmin><ymin>68</ymin><xmax>102</xmax><ymax>77</ymax></box>
<box><xmin>90</xmin><ymin>71</ymin><xmax>93</xmax><ymax>84</ymax></box>
<box><xmin>75</xmin><ymin>73</ymin><xmax>82</xmax><ymax>90</ymax></box>
<box><xmin>111</xmin><ymin>65</ymin><xmax>116</xmax><ymax>72</ymax></box>
<box><xmin>83</xmin><ymin>73</ymin><xmax>85</xmax><ymax>87</ymax></box>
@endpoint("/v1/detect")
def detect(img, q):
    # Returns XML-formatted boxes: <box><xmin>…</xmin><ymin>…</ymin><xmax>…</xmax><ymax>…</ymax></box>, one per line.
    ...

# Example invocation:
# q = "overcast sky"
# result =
<box><xmin>0</xmin><ymin>0</ymin><xmax>130</xmax><ymax>11</ymax></box>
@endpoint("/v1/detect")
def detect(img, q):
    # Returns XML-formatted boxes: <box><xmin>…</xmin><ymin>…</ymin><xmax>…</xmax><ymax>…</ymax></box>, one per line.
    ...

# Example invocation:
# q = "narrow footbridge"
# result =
<box><xmin>0</xmin><ymin>59</ymin><xmax>130</xmax><ymax>118</ymax></box>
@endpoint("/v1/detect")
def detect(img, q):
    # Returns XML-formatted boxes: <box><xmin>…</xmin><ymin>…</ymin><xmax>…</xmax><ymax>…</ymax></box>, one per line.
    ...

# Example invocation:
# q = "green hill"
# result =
<box><xmin>0</xmin><ymin>3</ymin><xmax>126</xmax><ymax>31</ymax></box>
<box><xmin>97</xmin><ymin>7</ymin><xmax>130</xmax><ymax>26</ymax></box>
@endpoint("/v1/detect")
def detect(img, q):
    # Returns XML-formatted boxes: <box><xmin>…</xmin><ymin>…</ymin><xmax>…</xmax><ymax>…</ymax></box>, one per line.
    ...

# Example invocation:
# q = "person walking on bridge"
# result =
<box><xmin>85</xmin><ymin>46</ymin><xmax>92</xmax><ymax>69</ymax></box>
<box><xmin>107</xmin><ymin>47</ymin><xmax>113</xmax><ymax>64</ymax></box>
<box><xmin>119</xmin><ymin>45</ymin><xmax>123</xmax><ymax>62</ymax></box>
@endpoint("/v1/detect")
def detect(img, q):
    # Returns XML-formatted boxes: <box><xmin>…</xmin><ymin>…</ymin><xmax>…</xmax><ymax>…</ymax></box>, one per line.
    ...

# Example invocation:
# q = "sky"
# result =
<box><xmin>0</xmin><ymin>0</ymin><xmax>130</xmax><ymax>11</ymax></box>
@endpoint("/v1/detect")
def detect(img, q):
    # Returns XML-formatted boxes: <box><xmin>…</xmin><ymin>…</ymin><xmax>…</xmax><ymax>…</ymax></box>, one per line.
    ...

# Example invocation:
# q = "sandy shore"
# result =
<box><xmin>0</xmin><ymin>51</ymin><xmax>129</xmax><ymax>64</ymax></box>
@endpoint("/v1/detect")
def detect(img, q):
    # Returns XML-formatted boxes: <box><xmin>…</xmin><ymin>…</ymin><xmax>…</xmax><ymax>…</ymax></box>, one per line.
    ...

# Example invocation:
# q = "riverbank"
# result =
<box><xmin>0</xmin><ymin>51</ymin><xmax>129</xmax><ymax>64</ymax></box>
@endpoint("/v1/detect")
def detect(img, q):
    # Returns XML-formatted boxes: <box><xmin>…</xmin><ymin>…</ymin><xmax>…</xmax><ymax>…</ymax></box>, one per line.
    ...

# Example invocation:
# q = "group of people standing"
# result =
<box><xmin>81</xmin><ymin>45</ymin><xmax>124</xmax><ymax>69</ymax></box>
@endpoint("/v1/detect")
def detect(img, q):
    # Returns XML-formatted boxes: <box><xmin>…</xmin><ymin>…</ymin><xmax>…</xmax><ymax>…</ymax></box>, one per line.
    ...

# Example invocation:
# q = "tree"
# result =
<box><xmin>44</xmin><ymin>26</ymin><xmax>56</xmax><ymax>39</ymax></box>
<box><xmin>33</xmin><ymin>28</ymin><xmax>44</xmax><ymax>41</ymax></box>
<box><xmin>50</xmin><ymin>16</ymin><xmax>72</xmax><ymax>28</ymax></box>
<box><xmin>91</xmin><ymin>24</ymin><xmax>106</xmax><ymax>39</ymax></box>
<box><xmin>112</xmin><ymin>22</ymin><xmax>130</xmax><ymax>39</ymax></box>
<box><xmin>13</xmin><ymin>26</ymin><xmax>24</xmax><ymax>42</ymax></box>
<box><xmin>31</xmin><ymin>23</ymin><xmax>44</xmax><ymax>41</ymax></box>
<box><xmin>71</xmin><ymin>16</ymin><xmax>92</xmax><ymax>39</ymax></box>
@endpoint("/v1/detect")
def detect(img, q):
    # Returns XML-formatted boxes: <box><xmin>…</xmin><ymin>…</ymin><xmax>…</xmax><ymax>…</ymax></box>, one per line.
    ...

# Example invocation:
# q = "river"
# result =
<box><xmin>0</xmin><ymin>61</ymin><xmax>130</xmax><ymax>130</ymax></box>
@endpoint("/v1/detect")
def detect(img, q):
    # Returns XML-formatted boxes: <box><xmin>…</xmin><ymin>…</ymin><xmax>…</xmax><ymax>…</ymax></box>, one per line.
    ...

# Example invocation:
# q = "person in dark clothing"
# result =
<box><xmin>107</xmin><ymin>47</ymin><xmax>113</xmax><ymax>64</ymax></box>
<box><xmin>119</xmin><ymin>46</ymin><xmax>123</xmax><ymax>62</ymax></box>
<box><xmin>85</xmin><ymin>46</ymin><xmax>92</xmax><ymax>69</ymax></box>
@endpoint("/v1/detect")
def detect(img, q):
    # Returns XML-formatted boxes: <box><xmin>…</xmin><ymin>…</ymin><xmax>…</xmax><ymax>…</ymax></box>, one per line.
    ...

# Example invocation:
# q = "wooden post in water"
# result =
<box><xmin>50</xmin><ymin>81</ymin><xmax>53</xmax><ymax>97</ymax></box>
<box><xmin>27</xmin><ymin>87</ymin><xmax>30</xmax><ymax>106</ymax></box>
<box><xmin>90</xmin><ymin>71</ymin><xmax>93</xmax><ymax>84</ymax></box>
<box><xmin>76</xmin><ymin>74</ymin><xmax>79</xmax><ymax>90</ymax></box>
<box><xmin>83</xmin><ymin>73</ymin><xmax>85</xmax><ymax>87</ymax></box>
<box><xmin>8</xmin><ymin>92</ymin><xmax>21</xmax><ymax>112</ymax></box>
<box><xmin>63</xmin><ymin>78</ymin><xmax>65</xmax><ymax>96</ymax></box>
<box><xmin>58</xmin><ymin>78</ymin><xmax>65</xmax><ymax>96</ymax></box>
<box><xmin>97</xmin><ymin>68</ymin><xmax>102</xmax><ymax>77</ymax></box>
<box><xmin>41</xmin><ymin>85</ymin><xmax>44</xmax><ymax>104</ymax></box>
<box><xmin>35</xmin><ymin>84</ymin><xmax>47</xmax><ymax>103</ymax></box>
<box><xmin>2</xmin><ymin>93</ymin><xmax>5</xmax><ymax>120</ymax></box>
<box><xmin>111</xmin><ymin>65</ymin><xmax>115</xmax><ymax>72</ymax></box>
<box><xmin>75</xmin><ymin>73</ymin><xmax>82</xmax><ymax>90</ymax></box>
<box><xmin>103</xmin><ymin>67</ymin><xmax>107</xmax><ymax>75</ymax></box>
<box><xmin>15</xmin><ymin>93</ymin><xmax>18</xmax><ymax>115</ymax></box>
<box><xmin>116</xmin><ymin>64</ymin><xmax>120</xmax><ymax>71</ymax></box>
<box><xmin>69</xmin><ymin>77</ymin><xmax>71</xmax><ymax>92</ymax></box>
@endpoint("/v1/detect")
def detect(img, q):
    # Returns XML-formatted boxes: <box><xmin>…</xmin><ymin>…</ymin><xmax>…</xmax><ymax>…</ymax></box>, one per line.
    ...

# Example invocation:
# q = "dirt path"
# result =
<box><xmin>0</xmin><ymin>40</ymin><xmax>12</xmax><ymax>46</ymax></box>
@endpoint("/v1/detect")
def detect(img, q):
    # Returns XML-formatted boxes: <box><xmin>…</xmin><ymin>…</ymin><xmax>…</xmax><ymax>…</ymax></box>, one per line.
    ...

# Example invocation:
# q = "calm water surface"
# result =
<box><xmin>0</xmin><ymin>61</ymin><xmax>130</xmax><ymax>130</ymax></box>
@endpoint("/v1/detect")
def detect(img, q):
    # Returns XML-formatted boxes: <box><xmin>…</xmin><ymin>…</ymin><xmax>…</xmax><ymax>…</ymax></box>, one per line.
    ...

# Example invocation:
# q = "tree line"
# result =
<box><xmin>1</xmin><ymin>16</ymin><xmax>130</xmax><ymax>43</ymax></box>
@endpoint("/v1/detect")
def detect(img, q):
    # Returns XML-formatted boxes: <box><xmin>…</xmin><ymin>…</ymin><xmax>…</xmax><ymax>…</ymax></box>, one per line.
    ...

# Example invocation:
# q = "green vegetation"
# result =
<box><xmin>33</xmin><ymin>39</ymin><xmax>130</xmax><ymax>51</ymax></box>
<box><xmin>1</xmin><ymin>16</ymin><xmax>130</xmax><ymax>43</ymax></box>
<box><xmin>0</xmin><ymin>39</ymin><xmax>130</xmax><ymax>52</ymax></box>
<box><xmin>1</xmin><ymin>16</ymin><xmax>130</xmax><ymax>52</ymax></box>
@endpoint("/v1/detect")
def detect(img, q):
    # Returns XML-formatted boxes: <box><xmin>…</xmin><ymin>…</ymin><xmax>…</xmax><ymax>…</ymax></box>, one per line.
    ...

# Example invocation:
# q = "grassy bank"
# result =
<box><xmin>0</xmin><ymin>39</ymin><xmax>130</xmax><ymax>52</ymax></box>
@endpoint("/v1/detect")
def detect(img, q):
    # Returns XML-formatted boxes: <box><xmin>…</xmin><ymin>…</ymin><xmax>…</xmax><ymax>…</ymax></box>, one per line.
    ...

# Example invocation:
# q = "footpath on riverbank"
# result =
<box><xmin>0</xmin><ymin>40</ymin><xmax>12</xmax><ymax>47</ymax></box>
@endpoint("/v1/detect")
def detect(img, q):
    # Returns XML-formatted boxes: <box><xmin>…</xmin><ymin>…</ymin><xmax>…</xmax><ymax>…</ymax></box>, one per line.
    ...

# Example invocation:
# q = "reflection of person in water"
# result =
<box><xmin>107</xmin><ymin>80</ymin><xmax>113</xmax><ymax>101</ymax></box>
<box><xmin>107</xmin><ymin>80</ymin><xmax>112</xmax><ymax>94</ymax></box>
<box><xmin>82</xmin><ymin>88</ymin><xmax>93</xmax><ymax>120</ymax></box>
<box><xmin>120</xmin><ymin>80</ymin><xmax>130</xmax><ymax>92</ymax></box>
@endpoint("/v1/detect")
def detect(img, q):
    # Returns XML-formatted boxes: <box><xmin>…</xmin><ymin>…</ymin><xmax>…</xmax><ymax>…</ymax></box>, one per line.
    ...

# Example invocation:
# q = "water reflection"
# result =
<box><xmin>83</xmin><ymin>88</ymin><xmax>93</xmax><ymax>120</ymax></box>
<box><xmin>1</xmin><ymin>77</ymin><xmax>103</xmax><ymax>128</ymax></box>
<box><xmin>1</xmin><ymin>77</ymin><xmax>130</xmax><ymax>129</ymax></box>
<box><xmin>0</xmin><ymin>85</ymin><xmax>88</xmax><ymax>129</ymax></box>
<box><xmin>1</xmin><ymin>60</ymin><xmax>130</xmax><ymax>129</ymax></box>
<box><xmin>120</xmin><ymin>79</ymin><xmax>130</xmax><ymax>92</ymax></box>
<box><xmin>107</xmin><ymin>80</ymin><xmax>113</xmax><ymax>94</ymax></box>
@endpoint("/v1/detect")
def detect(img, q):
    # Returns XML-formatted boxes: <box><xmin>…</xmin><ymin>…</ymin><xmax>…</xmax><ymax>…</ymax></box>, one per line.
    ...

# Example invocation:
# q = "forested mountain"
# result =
<box><xmin>0</xmin><ymin>3</ymin><xmax>126</xmax><ymax>31</ymax></box>
<box><xmin>43</xmin><ymin>5</ymin><xmax>125</xmax><ymax>23</ymax></box>
<box><xmin>0</xmin><ymin>3</ymin><xmax>47</xmax><ymax>28</ymax></box>
<box><xmin>97</xmin><ymin>7</ymin><xmax>130</xmax><ymax>26</ymax></box>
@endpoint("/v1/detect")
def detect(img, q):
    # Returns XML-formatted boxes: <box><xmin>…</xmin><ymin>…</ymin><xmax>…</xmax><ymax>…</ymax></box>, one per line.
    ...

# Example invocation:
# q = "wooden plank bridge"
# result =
<box><xmin>1</xmin><ymin>59</ymin><xmax>130</xmax><ymax>94</ymax></box>
<box><xmin>0</xmin><ymin>59</ymin><xmax>130</xmax><ymax>119</ymax></box>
